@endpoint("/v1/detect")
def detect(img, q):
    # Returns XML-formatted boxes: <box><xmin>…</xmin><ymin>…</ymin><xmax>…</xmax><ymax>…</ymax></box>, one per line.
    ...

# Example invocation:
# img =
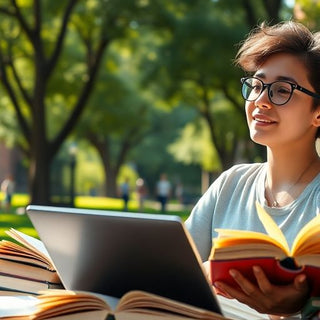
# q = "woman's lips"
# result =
<box><xmin>253</xmin><ymin>114</ymin><xmax>276</xmax><ymax>125</ymax></box>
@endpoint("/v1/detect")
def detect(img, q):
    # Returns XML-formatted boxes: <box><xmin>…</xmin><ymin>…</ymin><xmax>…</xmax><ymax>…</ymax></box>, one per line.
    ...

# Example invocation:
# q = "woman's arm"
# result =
<box><xmin>214</xmin><ymin>265</ymin><xmax>309</xmax><ymax>317</ymax></box>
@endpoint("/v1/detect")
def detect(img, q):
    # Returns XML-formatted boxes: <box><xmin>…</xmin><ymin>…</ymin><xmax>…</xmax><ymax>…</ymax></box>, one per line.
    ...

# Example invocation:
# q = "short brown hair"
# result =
<box><xmin>236</xmin><ymin>21</ymin><xmax>320</xmax><ymax>138</ymax></box>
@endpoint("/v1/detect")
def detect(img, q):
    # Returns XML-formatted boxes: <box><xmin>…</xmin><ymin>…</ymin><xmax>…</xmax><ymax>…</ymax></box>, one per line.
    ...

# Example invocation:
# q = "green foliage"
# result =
<box><xmin>169</xmin><ymin>120</ymin><xmax>220</xmax><ymax>171</ymax></box>
<box><xmin>295</xmin><ymin>0</ymin><xmax>320</xmax><ymax>29</ymax></box>
<box><xmin>169</xmin><ymin>97</ymin><xmax>247</xmax><ymax>171</ymax></box>
<box><xmin>166</xmin><ymin>12</ymin><xmax>245</xmax><ymax>85</ymax></box>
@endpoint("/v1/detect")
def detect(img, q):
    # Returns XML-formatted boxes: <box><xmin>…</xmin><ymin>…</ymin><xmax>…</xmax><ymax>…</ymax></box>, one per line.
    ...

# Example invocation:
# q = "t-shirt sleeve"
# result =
<box><xmin>185</xmin><ymin>172</ymin><xmax>227</xmax><ymax>261</ymax></box>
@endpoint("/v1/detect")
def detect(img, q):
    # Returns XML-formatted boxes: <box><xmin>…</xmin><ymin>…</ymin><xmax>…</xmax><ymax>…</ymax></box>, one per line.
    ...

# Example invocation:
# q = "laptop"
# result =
<box><xmin>26</xmin><ymin>205</ymin><xmax>221</xmax><ymax>314</ymax></box>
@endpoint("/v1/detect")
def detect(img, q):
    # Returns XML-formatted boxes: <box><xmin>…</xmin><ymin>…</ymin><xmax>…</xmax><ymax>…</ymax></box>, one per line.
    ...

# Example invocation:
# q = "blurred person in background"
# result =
<box><xmin>156</xmin><ymin>173</ymin><xmax>171</xmax><ymax>213</ymax></box>
<box><xmin>119</xmin><ymin>177</ymin><xmax>130</xmax><ymax>211</ymax></box>
<box><xmin>1</xmin><ymin>174</ymin><xmax>15</xmax><ymax>211</ymax></box>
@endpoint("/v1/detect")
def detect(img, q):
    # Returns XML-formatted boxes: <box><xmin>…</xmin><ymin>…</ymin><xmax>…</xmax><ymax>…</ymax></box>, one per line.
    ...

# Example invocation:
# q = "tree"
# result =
<box><xmin>0</xmin><ymin>1</ymin><xmax>110</xmax><ymax>204</ymax></box>
<box><xmin>78</xmin><ymin>70</ymin><xmax>152</xmax><ymax>197</ymax></box>
<box><xmin>74</xmin><ymin>0</ymin><xmax>207</xmax><ymax>197</ymax></box>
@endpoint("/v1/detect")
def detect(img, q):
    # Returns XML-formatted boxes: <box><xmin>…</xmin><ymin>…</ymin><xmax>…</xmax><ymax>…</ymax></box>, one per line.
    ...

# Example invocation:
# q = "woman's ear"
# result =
<box><xmin>312</xmin><ymin>109</ymin><xmax>320</xmax><ymax>127</ymax></box>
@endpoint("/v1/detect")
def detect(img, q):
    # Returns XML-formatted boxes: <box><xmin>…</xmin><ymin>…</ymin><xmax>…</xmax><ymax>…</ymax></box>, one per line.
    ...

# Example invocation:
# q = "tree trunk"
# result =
<box><xmin>29</xmin><ymin>150</ymin><xmax>51</xmax><ymax>205</ymax></box>
<box><xmin>87</xmin><ymin>135</ymin><xmax>119</xmax><ymax>198</ymax></box>
<box><xmin>105</xmin><ymin>167</ymin><xmax>118</xmax><ymax>198</ymax></box>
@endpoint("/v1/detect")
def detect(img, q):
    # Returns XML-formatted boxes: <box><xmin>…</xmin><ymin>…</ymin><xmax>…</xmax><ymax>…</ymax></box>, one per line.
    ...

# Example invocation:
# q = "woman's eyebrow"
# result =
<box><xmin>253</xmin><ymin>72</ymin><xmax>297</xmax><ymax>83</ymax></box>
<box><xmin>253</xmin><ymin>72</ymin><xmax>265</xmax><ymax>79</ymax></box>
<box><xmin>276</xmin><ymin>76</ymin><xmax>297</xmax><ymax>83</ymax></box>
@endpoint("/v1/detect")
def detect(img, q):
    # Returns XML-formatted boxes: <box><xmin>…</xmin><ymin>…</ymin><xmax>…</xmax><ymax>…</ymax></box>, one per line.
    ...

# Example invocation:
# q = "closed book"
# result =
<box><xmin>0</xmin><ymin>258</ymin><xmax>60</xmax><ymax>284</ymax></box>
<box><xmin>0</xmin><ymin>273</ymin><xmax>63</xmax><ymax>294</ymax></box>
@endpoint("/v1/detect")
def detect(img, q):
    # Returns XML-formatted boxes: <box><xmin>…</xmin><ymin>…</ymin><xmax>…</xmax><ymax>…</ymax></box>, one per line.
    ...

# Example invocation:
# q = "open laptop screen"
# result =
<box><xmin>26</xmin><ymin>205</ymin><xmax>221</xmax><ymax>314</ymax></box>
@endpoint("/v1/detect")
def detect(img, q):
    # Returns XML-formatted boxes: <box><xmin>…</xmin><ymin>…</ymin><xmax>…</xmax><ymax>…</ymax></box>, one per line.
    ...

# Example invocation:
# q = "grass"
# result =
<box><xmin>0</xmin><ymin>193</ymin><xmax>36</xmax><ymax>240</ymax></box>
<box><xmin>0</xmin><ymin>193</ymin><xmax>192</xmax><ymax>241</ymax></box>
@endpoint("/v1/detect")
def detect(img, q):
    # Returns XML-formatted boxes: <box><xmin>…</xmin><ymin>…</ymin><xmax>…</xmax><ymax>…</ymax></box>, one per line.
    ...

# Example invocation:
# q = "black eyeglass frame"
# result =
<box><xmin>240</xmin><ymin>76</ymin><xmax>320</xmax><ymax>106</ymax></box>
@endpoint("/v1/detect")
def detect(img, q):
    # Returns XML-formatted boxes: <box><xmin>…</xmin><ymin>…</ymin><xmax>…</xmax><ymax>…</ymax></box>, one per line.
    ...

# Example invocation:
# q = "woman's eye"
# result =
<box><xmin>252</xmin><ymin>84</ymin><xmax>261</xmax><ymax>91</ymax></box>
<box><xmin>277</xmin><ymin>86</ymin><xmax>291</xmax><ymax>95</ymax></box>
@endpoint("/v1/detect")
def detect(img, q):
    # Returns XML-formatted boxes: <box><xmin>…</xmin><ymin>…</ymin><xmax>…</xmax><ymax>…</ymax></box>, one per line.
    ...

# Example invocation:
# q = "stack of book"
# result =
<box><xmin>0</xmin><ymin>228</ymin><xmax>63</xmax><ymax>295</ymax></box>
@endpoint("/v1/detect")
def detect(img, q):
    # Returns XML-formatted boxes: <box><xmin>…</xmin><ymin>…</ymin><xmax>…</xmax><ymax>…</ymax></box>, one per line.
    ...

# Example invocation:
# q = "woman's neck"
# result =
<box><xmin>264</xmin><ymin>147</ymin><xmax>320</xmax><ymax>207</ymax></box>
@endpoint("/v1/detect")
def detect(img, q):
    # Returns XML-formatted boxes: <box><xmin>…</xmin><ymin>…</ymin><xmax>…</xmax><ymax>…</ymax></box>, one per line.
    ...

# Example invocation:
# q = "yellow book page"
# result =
<box><xmin>116</xmin><ymin>290</ymin><xmax>226</xmax><ymax>320</ymax></box>
<box><xmin>5</xmin><ymin>228</ymin><xmax>53</xmax><ymax>267</ymax></box>
<box><xmin>215</xmin><ymin>229</ymin><xmax>275</xmax><ymax>240</ymax></box>
<box><xmin>255</xmin><ymin>202</ymin><xmax>290</xmax><ymax>255</ymax></box>
<box><xmin>291</xmin><ymin>214</ymin><xmax>320</xmax><ymax>256</ymax></box>
<box><xmin>293</xmin><ymin>239</ymin><xmax>320</xmax><ymax>258</ymax></box>
<box><xmin>212</xmin><ymin>229</ymin><xmax>289</xmax><ymax>255</ymax></box>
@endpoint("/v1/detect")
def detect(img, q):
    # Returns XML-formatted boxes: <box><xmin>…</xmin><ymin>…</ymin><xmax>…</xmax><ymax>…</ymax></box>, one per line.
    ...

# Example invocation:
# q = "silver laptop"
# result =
<box><xmin>26</xmin><ymin>205</ymin><xmax>221</xmax><ymax>314</ymax></box>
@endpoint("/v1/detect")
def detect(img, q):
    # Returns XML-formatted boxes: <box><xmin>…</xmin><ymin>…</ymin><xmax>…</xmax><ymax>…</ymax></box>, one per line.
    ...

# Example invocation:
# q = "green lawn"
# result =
<box><xmin>0</xmin><ymin>193</ymin><xmax>191</xmax><ymax>241</ymax></box>
<box><xmin>0</xmin><ymin>193</ymin><xmax>37</xmax><ymax>239</ymax></box>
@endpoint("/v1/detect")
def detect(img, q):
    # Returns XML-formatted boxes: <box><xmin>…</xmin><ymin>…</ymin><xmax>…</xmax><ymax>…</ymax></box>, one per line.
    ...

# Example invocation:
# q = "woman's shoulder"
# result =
<box><xmin>221</xmin><ymin>162</ymin><xmax>265</xmax><ymax>177</ymax></box>
<box><xmin>209</xmin><ymin>162</ymin><xmax>266</xmax><ymax>193</ymax></box>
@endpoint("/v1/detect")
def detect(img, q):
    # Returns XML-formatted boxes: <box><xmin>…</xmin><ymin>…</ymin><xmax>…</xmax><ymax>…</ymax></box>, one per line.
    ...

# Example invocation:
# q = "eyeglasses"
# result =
<box><xmin>241</xmin><ymin>77</ymin><xmax>320</xmax><ymax>106</ymax></box>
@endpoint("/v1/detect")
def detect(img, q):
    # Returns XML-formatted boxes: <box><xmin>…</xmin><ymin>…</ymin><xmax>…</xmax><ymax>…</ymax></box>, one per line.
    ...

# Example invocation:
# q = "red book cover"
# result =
<box><xmin>210</xmin><ymin>257</ymin><xmax>320</xmax><ymax>296</ymax></box>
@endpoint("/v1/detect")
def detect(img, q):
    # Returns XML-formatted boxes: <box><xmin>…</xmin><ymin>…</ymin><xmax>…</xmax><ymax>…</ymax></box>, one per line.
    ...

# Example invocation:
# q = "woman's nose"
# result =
<box><xmin>254</xmin><ymin>87</ymin><xmax>273</xmax><ymax>109</ymax></box>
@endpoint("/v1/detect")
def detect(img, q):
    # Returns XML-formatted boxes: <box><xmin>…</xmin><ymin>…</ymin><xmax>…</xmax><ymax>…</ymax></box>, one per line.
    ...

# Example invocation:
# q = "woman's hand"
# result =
<box><xmin>213</xmin><ymin>265</ymin><xmax>309</xmax><ymax>317</ymax></box>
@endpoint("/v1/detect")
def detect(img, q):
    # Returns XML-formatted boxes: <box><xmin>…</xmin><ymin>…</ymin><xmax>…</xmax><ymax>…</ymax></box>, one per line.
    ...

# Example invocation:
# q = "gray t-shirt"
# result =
<box><xmin>186</xmin><ymin>162</ymin><xmax>320</xmax><ymax>261</ymax></box>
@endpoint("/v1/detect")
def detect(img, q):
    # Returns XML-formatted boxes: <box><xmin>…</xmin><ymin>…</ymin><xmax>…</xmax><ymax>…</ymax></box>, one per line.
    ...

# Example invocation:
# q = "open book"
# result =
<box><xmin>209</xmin><ymin>202</ymin><xmax>320</xmax><ymax>296</ymax></box>
<box><xmin>0</xmin><ymin>229</ymin><xmax>63</xmax><ymax>294</ymax></box>
<box><xmin>0</xmin><ymin>289</ymin><xmax>230</xmax><ymax>320</ymax></box>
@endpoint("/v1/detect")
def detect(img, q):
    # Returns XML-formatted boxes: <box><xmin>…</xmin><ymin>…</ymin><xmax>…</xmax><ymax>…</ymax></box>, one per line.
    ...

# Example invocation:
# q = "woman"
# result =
<box><xmin>186</xmin><ymin>21</ymin><xmax>320</xmax><ymax>319</ymax></box>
